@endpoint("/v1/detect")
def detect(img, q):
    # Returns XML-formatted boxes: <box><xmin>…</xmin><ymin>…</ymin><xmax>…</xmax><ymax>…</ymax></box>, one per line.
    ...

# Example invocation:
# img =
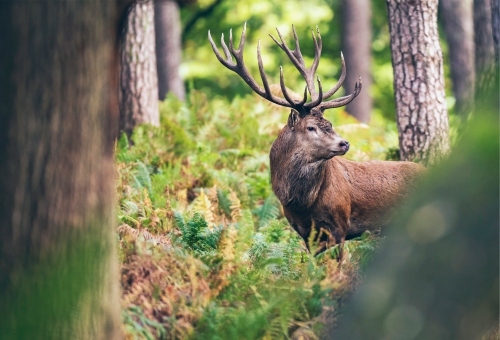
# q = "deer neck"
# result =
<box><xmin>271</xmin><ymin>146</ymin><xmax>328</xmax><ymax>210</ymax></box>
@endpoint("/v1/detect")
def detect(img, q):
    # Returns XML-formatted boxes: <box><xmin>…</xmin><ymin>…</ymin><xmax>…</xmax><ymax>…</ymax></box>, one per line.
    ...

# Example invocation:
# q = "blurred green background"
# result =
<box><xmin>180</xmin><ymin>0</ymin><xmax>455</xmax><ymax>122</ymax></box>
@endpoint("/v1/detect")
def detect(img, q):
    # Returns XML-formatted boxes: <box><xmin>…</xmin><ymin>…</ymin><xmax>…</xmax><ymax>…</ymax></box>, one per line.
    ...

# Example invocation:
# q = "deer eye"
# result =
<box><xmin>307</xmin><ymin>127</ymin><xmax>316</xmax><ymax>132</ymax></box>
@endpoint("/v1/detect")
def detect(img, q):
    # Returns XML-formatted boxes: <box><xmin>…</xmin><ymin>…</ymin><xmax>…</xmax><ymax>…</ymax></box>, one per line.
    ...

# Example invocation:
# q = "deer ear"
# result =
<box><xmin>288</xmin><ymin>109</ymin><xmax>300</xmax><ymax>129</ymax></box>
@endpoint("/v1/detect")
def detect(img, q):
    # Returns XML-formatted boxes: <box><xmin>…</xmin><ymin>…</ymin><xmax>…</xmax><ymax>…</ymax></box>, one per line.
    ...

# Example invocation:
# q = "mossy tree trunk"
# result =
<box><xmin>440</xmin><ymin>0</ymin><xmax>475</xmax><ymax>117</ymax></box>
<box><xmin>386</xmin><ymin>0</ymin><xmax>450</xmax><ymax>166</ymax></box>
<box><xmin>120</xmin><ymin>0</ymin><xmax>160</xmax><ymax>137</ymax></box>
<box><xmin>0</xmin><ymin>2</ymin><xmax>122</xmax><ymax>339</ymax></box>
<box><xmin>155</xmin><ymin>0</ymin><xmax>186</xmax><ymax>101</ymax></box>
<box><xmin>341</xmin><ymin>0</ymin><xmax>372</xmax><ymax>123</ymax></box>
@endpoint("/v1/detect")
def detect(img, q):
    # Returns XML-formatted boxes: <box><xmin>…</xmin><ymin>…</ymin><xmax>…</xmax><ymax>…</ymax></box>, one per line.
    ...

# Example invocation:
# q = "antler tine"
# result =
<box><xmin>310</xmin><ymin>26</ymin><xmax>322</xmax><ymax>76</ymax></box>
<box><xmin>257</xmin><ymin>40</ymin><xmax>274</xmax><ymax>98</ymax></box>
<box><xmin>299</xmin><ymin>86</ymin><xmax>308</xmax><ymax>106</ymax></box>
<box><xmin>305</xmin><ymin>75</ymin><xmax>323</xmax><ymax>108</ymax></box>
<box><xmin>228</xmin><ymin>28</ymin><xmax>236</xmax><ymax>56</ymax></box>
<box><xmin>220</xmin><ymin>33</ymin><xmax>232</xmax><ymax>61</ymax></box>
<box><xmin>208</xmin><ymin>30</ymin><xmax>236</xmax><ymax>69</ymax></box>
<box><xmin>279</xmin><ymin>66</ymin><xmax>299</xmax><ymax>106</ymax></box>
<box><xmin>318</xmin><ymin>77</ymin><xmax>363</xmax><ymax>111</ymax></box>
<box><xmin>270</xmin><ymin>28</ymin><xmax>305</xmax><ymax>71</ymax></box>
<box><xmin>291</xmin><ymin>25</ymin><xmax>306</xmax><ymax>67</ymax></box>
<box><xmin>322</xmin><ymin>52</ymin><xmax>346</xmax><ymax>100</ymax></box>
<box><xmin>270</xmin><ymin>26</ymin><xmax>318</xmax><ymax>101</ymax></box>
<box><xmin>237</xmin><ymin>21</ymin><xmax>247</xmax><ymax>53</ymax></box>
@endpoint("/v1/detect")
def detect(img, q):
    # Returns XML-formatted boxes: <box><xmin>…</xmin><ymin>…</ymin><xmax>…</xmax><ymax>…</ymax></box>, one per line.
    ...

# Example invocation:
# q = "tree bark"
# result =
<box><xmin>474</xmin><ymin>0</ymin><xmax>495</xmax><ymax>78</ymax></box>
<box><xmin>386</xmin><ymin>0</ymin><xmax>450</xmax><ymax>166</ymax></box>
<box><xmin>0</xmin><ymin>2</ymin><xmax>121</xmax><ymax>339</ymax></box>
<box><xmin>155</xmin><ymin>0</ymin><xmax>186</xmax><ymax>101</ymax></box>
<box><xmin>439</xmin><ymin>0</ymin><xmax>475</xmax><ymax>117</ymax></box>
<box><xmin>120</xmin><ymin>0</ymin><xmax>159</xmax><ymax>137</ymax></box>
<box><xmin>492</xmin><ymin>0</ymin><xmax>500</xmax><ymax>67</ymax></box>
<box><xmin>341</xmin><ymin>0</ymin><xmax>372</xmax><ymax>123</ymax></box>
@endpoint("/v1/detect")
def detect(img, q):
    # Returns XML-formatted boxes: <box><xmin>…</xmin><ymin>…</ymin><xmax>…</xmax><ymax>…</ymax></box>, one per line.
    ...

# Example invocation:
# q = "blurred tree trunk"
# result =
<box><xmin>386</xmin><ymin>0</ymin><xmax>450</xmax><ymax>166</ymax></box>
<box><xmin>491</xmin><ymin>0</ymin><xmax>499</xmax><ymax>67</ymax></box>
<box><xmin>440</xmin><ymin>0</ymin><xmax>475</xmax><ymax>117</ymax></box>
<box><xmin>120</xmin><ymin>0</ymin><xmax>159</xmax><ymax>137</ymax></box>
<box><xmin>341</xmin><ymin>0</ymin><xmax>372</xmax><ymax>123</ymax></box>
<box><xmin>474</xmin><ymin>0</ymin><xmax>496</xmax><ymax>92</ymax></box>
<box><xmin>155</xmin><ymin>0</ymin><xmax>186</xmax><ymax>101</ymax></box>
<box><xmin>0</xmin><ymin>2</ymin><xmax>122</xmax><ymax>339</ymax></box>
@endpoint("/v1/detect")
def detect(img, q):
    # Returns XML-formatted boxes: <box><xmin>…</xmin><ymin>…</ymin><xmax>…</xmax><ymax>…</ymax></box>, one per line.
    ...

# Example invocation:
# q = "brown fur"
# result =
<box><xmin>270</xmin><ymin>109</ymin><xmax>425</xmax><ymax>255</ymax></box>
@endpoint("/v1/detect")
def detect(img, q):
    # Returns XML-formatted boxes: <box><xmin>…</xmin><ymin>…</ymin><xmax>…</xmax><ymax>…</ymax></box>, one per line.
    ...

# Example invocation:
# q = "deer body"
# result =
<box><xmin>209</xmin><ymin>23</ymin><xmax>425</xmax><ymax>255</ymax></box>
<box><xmin>271</xmin><ymin>124</ymin><xmax>423</xmax><ymax>249</ymax></box>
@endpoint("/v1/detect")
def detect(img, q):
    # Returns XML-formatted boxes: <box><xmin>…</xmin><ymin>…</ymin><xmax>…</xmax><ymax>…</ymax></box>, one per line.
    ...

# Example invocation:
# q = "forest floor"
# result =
<box><xmin>116</xmin><ymin>92</ymin><xmax>399</xmax><ymax>339</ymax></box>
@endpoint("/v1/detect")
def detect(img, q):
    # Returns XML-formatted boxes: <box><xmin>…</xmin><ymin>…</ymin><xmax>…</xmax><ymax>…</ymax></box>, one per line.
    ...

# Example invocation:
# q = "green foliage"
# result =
<box><xmin>174</xmin><ymin>212</ymin><xmax>223</xmax><ymax>256</ymax></box>
<box><xmin>123</xmin><ymin>306</ymin><xmax>167</xmax><ymax>340</ymax></box>
<box><xmin>134</xmin><ymin>161</ymin><xmax>153</xmax><ymax>194</ymax></box>
<box><xmin>253</xmin><ymin>194</ymin><xmax>281</xmax><ymax>229</ymax></box>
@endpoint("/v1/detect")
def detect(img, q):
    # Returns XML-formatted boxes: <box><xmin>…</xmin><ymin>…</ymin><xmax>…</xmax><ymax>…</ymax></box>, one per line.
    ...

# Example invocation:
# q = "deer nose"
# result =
<box><xmin>339</xmin><ymin>140</ymin><xmax>350</xmax><ymax>152</ymax></box>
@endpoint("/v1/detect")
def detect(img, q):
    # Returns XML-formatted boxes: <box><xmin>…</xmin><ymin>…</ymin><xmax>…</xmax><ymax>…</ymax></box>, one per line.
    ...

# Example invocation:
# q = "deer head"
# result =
<box><xmin>208</xmin><ymin>23</ymin><xmax>361</xmax><ymax>161</ymax></box>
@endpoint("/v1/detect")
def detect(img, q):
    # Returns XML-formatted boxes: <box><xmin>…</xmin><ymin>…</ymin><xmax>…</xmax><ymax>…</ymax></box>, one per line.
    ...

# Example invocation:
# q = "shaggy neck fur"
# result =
<box><xmin>270</xmin><ymin>127</ymin><xmax>327</xmax><ymax>209</ymax></box>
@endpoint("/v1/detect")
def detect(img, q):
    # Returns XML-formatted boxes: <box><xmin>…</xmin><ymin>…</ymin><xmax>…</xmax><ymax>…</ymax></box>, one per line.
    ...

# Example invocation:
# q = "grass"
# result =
<box><xmin>116</xmin><ymin>91</ymin><xmax>395</xmax><ymax>339</ymax></box>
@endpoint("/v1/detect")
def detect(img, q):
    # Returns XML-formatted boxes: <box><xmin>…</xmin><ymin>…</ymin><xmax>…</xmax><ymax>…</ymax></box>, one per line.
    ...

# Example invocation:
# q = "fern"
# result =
<box><xmin>117</xmin><ymin>224</ymin><xmax>171</xmax><ymax>248</ymax></box>
<box><xmin>217</xmin><ymin>188</ymin><xmax>232</xmax><ymax>217</ymax></box>
<box><xmin>253</xmin><ymin>194</ymin><xmax>280</xmax><ymax>229</ymax></box>
<box><xmin>174</xmin><ymin>212</ymin><xmax>223</xmax><ymax>256</ymax></box>
<box><xmin>121</xmin><ymin>200</ymin><xmax>138</xmax><ymax>217</ymax></box>
<box><xmin>123</xmin><ymin>306</ymin><xmax>167</xmax><ymax>340</ymax></box>
<box><xmin>133</xmin><ymin>160</ymin><xmax>152</xmax><ymax>194</ymax></box>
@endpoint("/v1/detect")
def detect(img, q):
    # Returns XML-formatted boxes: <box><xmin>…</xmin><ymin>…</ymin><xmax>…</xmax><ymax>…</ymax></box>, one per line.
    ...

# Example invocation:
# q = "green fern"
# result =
<box><xmin>174</xmin><ymin>212</ymin><xmax>223</xmax><ymax>256</ymax></box>
<box><xmin>133</xmin><ymin>161</ymin><xmax>152</xmax><ymax>194</ymax></box>
<box><xmin>217</xmin><ymin>188</ymin><xmax>232</xmax><ymax>217</ymax></box>
<box><xmin>121</xmin><ymin>201</ymin><xmax>138</xmax><ymax>217</ymax></box>
<box><xmin>253</xmin><ymin>194</ymin><xmax>280</xmax><ymax>229</ymax></box>
<box><xmin>122</xmin><ymin>306</ymin><xmax>166</xmax><ymax>340</ymax></box>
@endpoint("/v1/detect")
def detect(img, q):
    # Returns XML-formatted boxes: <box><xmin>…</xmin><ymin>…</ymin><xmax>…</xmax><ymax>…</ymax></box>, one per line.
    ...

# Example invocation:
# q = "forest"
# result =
<box><xmin>0</xmin><ymin>0</ymin><xmax>498</xmax><ymax>339</ymax></box>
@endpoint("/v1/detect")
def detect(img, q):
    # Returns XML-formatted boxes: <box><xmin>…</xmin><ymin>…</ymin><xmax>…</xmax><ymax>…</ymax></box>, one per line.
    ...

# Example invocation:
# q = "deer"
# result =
<box><xmin>208</xmin><ymin>23</ymin><xmax>425</xmax><ymax>258</ymax></box>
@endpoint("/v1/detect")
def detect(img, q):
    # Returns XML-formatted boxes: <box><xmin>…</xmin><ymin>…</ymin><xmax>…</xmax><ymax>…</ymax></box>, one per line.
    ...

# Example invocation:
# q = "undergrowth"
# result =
<box><xmin>117</xmin><ymin>91</ymin><xmax>392</xmax><ymax>339</ymax></box>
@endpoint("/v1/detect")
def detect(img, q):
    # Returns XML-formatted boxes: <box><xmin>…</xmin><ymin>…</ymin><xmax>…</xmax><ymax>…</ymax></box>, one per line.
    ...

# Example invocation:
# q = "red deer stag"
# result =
<box><xmin>208</xmin><ymin>23</ymin><xmax>424</xmax><ymax>257</ymax></box>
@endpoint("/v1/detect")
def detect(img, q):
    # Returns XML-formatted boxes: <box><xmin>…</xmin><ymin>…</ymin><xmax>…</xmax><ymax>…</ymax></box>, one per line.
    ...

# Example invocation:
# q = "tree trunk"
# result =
<box><xmin>492</xmin><ymin>0</ymin><xmax>500</xmax><ymax>67</ymax></box>
<box><xmin>0</xmin><ymin>2</ymin><xmax>121</xmax><ymax>339</ymax></box>
<box><xmin>120</xmin><ymin>0</ymin><xmax>159</xmax><ymax>137</ymax></box>
<box><xmin>155</xmin><ymin>0</ymin><xmax>186</xmax><ymax>101</ymax></box>
<box><xmin>474</xmin><ymin>0</ymin><xmax>495</xmax><ymax>78</ymax></box>
<box><xmin>341</xmin><ymin>0</ymin><xmax>372</xmax><ymax>123</ymax></box>
<box><xmin>386</xmin><ymin>0</ymin><xmax>450</xmax><ymax>166</ymax></box>
<box><xmin>439</xmin><ymin>0</ymin><xmax>475</xmax><ymax>117</ymax></box>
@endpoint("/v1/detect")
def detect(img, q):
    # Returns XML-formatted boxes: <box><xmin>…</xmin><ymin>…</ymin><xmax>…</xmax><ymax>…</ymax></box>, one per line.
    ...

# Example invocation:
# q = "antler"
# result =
<box><xmin>208</xmin><ymin>23</ymin><xmax>362</xmax><ymax>114</ymax></box>
<box><xmin>208</xmin><ymin>22</ymin><xmax>297</xmax><ymax>108</ymax></box>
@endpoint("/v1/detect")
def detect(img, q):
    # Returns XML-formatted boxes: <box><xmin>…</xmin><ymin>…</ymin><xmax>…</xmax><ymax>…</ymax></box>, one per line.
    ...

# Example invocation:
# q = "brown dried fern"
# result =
<box><xmin>117</xmin><ymin>224</ymin><xmax>171</xmax><ymax>248</ymax></box>
<box><xmin>229</xmin><ymin>189</ymin><xmax>242</xmax><ymax>222</ymax></box>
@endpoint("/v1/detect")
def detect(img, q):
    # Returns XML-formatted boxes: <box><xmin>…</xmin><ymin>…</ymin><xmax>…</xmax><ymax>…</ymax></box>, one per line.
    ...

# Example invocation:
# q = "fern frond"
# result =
<box><xmin>121</xmin><ymin>200</ymin><xmax>139</xmax><ymax>216</ymax></box>
<box><xmin>134</xmin><ymin>160</ymin><xmax>152</xmax><ymax>193</ymax></box>
<box><xmin>253</xmin><ymin>194</ymin><xmax>280</xmax><ymax>229</ymax></box>
<box><xmin>117</xmin><ymin>224</ymin><xmax>171</xmax><ymax>248</ymax></box>
<box><xmin>191</xmin><ymin>190</ymin><xmax>215</xmax><ymax>227</ymax></box>
<box><xmin>229</xmin><ymin>189</ymin><xmax>242</xmax><ymax>223</ymax></box>
<box><xmin>217</xmin><ymin>188</ymin><xmax>232</xmax><ymax>217</ymax></box>
<box><xmin>143</xmin><ymin>188</ymin><xmax>152</xmax><ymax>210</ymax></box>
<box><xmin>177</xmin><ymin>188</ymin><xmax>188</xmax><ymax>210</ymax></box>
